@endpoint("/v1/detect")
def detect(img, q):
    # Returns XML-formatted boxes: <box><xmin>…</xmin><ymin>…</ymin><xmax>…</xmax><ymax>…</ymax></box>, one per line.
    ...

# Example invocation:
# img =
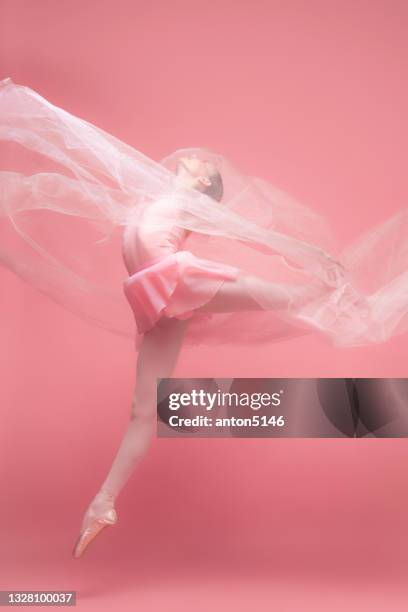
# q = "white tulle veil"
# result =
<box><xmin>0</xmin><ymin>77</ymin><xmax>407</xmax><ymax>347</ymax></box>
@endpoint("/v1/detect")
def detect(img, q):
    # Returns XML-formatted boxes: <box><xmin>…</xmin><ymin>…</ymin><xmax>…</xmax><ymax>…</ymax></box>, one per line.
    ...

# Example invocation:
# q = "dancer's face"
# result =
<box><xmin>176</xmin><ymin>156</ymin><xmax>218</xmax><ymax>191</ymax></box>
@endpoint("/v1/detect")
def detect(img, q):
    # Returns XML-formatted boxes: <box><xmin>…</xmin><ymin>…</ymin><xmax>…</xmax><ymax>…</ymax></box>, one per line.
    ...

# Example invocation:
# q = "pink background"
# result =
<box><xmin>1</xmin><ymin>0</ymin><xmax>408</xmax><ymax>609</ymax></box>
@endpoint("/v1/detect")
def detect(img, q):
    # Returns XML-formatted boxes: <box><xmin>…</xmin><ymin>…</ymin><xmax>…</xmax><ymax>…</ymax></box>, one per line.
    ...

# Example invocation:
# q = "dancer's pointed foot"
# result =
<box><xmin>72</xmin><ymin>490</ymin><xmax>117</xmax><ymax>559</ymax></box>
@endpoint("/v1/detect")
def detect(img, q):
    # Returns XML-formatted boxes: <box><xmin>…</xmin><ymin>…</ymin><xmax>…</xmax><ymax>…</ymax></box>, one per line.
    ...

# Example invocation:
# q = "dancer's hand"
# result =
<box><xmin>317</xmin><ymin>249</ymin><xmax>347</xmax><ymax>286</ymax></box>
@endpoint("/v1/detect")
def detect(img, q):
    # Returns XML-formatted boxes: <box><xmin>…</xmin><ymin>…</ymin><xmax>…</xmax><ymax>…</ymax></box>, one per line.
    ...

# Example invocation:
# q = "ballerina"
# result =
<box><xmin>0</xmin><ymin>78</ymin><xmax>407</xmax><ymax>557</ymax></box>
<box><xmin>72</xmin><ymin>156</ymin><xmax>346</xmax><ymax>558</ymax></box>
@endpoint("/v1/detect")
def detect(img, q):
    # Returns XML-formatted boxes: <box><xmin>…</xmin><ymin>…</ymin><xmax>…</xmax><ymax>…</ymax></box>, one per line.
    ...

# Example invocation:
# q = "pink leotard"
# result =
<box><xmin>121</xmin><ymin>195</ymin><xmax>239</xmax><ymax>335</ymax></box>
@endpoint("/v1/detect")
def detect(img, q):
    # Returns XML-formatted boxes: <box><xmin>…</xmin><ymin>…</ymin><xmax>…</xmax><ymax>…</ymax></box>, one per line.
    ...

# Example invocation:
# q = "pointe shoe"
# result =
<box><xmin>72</xmin><ymin>493</ymin><xmax>118</xmax><ymax>559</ymax></box>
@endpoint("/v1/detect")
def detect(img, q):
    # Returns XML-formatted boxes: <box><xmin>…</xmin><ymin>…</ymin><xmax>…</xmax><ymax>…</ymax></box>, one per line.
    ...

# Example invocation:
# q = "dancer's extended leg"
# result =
<box><xmin>73</xmin><ymin>270</ymin><xmax>334</xmax><ymax>557</ymax></box>
<box><xmin>195</xmin><ymin>270</ymin><xmax>332</xmax><ymax>314</ymax></box>
<box><xmin>72</xmin><ymin>316</ymin><xmax>190</xmax><ymax>558</ymax></box>
<box><xmin>100</xmin><ymin>316</ymin><xmax>190</xmax><ymax>495</ymax></box>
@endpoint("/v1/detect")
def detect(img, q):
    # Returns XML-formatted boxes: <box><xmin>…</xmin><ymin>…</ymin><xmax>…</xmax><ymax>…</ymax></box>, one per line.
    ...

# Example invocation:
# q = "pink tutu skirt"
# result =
<box><xmin>123</xmin><ymin>250</ymin><xmax>240</xmax><ymax>334</ymax></box>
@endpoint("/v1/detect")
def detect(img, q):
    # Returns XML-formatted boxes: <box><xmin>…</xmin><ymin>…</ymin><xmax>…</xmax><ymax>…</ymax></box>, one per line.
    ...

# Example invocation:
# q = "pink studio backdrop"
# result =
<box><xmin>1</xmin><ymin>1</ymin><xmax>408</xmax><ymax>610</ymax></box>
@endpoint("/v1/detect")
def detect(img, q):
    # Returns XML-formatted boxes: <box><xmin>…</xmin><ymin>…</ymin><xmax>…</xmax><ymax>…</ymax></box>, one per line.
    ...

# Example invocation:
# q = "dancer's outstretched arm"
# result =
<box><xmin>235</xmin><ymin>235</ymin><xmax>346</xmax><ymax>286</ymax></box>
